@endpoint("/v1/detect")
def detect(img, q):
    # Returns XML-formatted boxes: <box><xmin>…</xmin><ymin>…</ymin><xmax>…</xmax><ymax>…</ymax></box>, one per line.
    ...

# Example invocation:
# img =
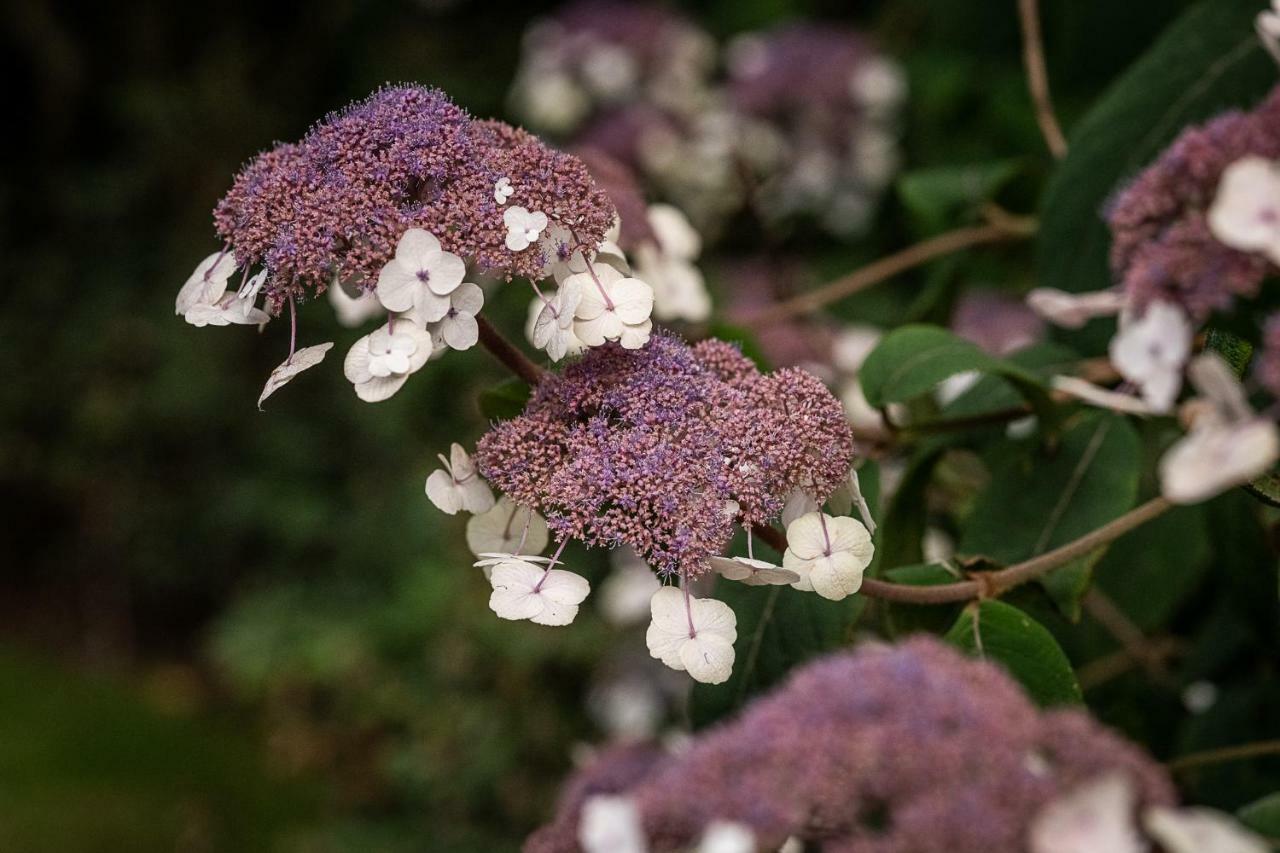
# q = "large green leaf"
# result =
<box><xmin>688</xmin><ymin>583</ymin><xmax>859</xmax><ymax>729</ymax></box>
<box><xmin>960</xmin><ymin>412</ymin><xmax>1141</xmax><ymax>620</ymax></box>
<box><xmin>1037</xmin><ymin>0</ymin><xmax>1275</xmax><ymax>300</ymax></box>
<box><xmin>477</xmin><ymin>377</ymin><xmax>530</xmax><ymax>421</ymax></box>
<box><xmin>897</xmin><ymin>159</ymin><xmax>1023</xmax><ymax>235</ymax></box>
<box><xmin>944</xmin><ymin>600</ymin><xmax>1083</xmax><ymax>706</ymax></box>
<box><xmin>859</xmin><ymin>325</ymin><xmax>1054</xmax><ymax>422</ymax></box>
<box><xmin>1237</xmin><ymin>792</ymin><xmax>1280</xmax><ymax>840</ymax></box>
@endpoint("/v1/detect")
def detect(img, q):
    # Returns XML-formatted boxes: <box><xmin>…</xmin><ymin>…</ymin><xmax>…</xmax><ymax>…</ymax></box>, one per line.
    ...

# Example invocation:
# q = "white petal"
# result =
<box><xmin>442</xmin><ymin>313</ymin><xmax>479</xmax><ymax>350</ymax></box>
<box><xmin>537</xmin><ymin>569</ymin><xmax>591</xmax><ymax>606</ymax></box>
<box><xmin>425</xmin><ymin>469</ymin><xmax>463</xmax><ymax>514</ymax></box>
<box><xmin>451</xmin><ymin>282</ymin><xmax>484</xmax><ymax>316</ymax></box>
<box><xmin>1026</xmin><ymin>288</ymin><xmax>1125</xmax><ymax>329</ymax></box>
<box><xmin>458</xmin><ymin>478</ymin><xmax>495</xmax><ymax>514</ymax></box>
<box><xmin>1050</xmin><ymin>376</ymin><xmax>1156</xmax><ymax>416</ymax></box>
<box><xmin>574</xmin><ymin>313</ymin><xmax>613</xmax><ymax>348</ymax></box>
<box><xmin>610</xmin><ymin>279</ymin><xmax>655</xmax><ymax>324</ymax></box>
<box><xmin>1028</xmin><ymin>774</ymin><xmax>1144</xmax><ymax>853</ymax></box>
<box><xmin>258</xmin><ymin>342</ymin><xmax>334</xmax><ymax>409</ymax></box>
<box><xmin>1207</xmin><ymin>156</ymin><xmax>1280</xmax><ymax>262</ymax></box>
<box><xmin>782</xmin><ymin>490</ymin><xmax>821</xmax><ymax>529</ymax></box>
<box><xmin>569</xmin><ymin>273</ymin><xmax>608</xmax><ymax>321</ymax></box>
<box><xmin>825</xmin><ymin>516</ymin><xmax>874</xmax><ymax>565</ymax></box>
<box><xmin>807</xmin><ymin>551</ymin><xmax>866</xmax><ymax>601</ymax></box>
<box><xmin>697</xmin><ymin>821</ymin><xmax>755</xmax><ymax>853</ymax></box>
<box><xmin>1159</xmin><ymin>419</ymin><xmax>1279</xmax><ymax>504</ymax></box>
<box><xmin>343</xmin><ymin>336</ymin><xmax>375</xmax><ymax>384</ymax></box>
<box><xmin>1143</xmin><ymin>807</ymin><xmax>1268</xmax><ymax>853</ymax></box>
<box><xmin>353</xmin><ymin>373</ymin><xmax>410</xmax><ymax>402</ymax></box>
<box><xmin>375</xmin><ymin>262</ymin><xmax>424</xmax><ymax>313</ymax></box>
<box><xmin>679</xmin><ymin>633</ymin><xmax>735</xmax><ymax>684</ymax></box>
<box><xmin>395</xmin><ymin>228</ymin><xmax>441</xmax><ymax>265</ymax></box>
<box><xmin>176</xmin><ymin>251</ymin><xmax>236</xmax><ymax>315</ymax></box>
<box><xmin>423</xmin><ymin>251</ymin><xmax>467</xmax><ymax>296</ymax></box>
<box><xmin>647</xmin><ymin>203</ymin><xmax>701</xmax><ymax>260</ymax></box>
<box><xmin>617</xmin><ymin>319</ymin><xmax>652</xmax><ymax>350</ymax></box>
<box><xmin>465</xmin><ymin>498</ymin><xmax>549</xmax><ymax>557</ymax></box>
<box><xmin>783</xmin><ymin>512</ymin><xmax>830</xmax><ymax>560</ymax></box>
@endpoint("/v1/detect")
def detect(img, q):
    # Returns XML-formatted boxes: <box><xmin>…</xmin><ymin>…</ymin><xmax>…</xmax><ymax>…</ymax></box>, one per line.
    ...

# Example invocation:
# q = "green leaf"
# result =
<box><xmin>960</xmin><ymin>412</ymin><xmax>1141</xmax><ymax>620</ymax></box>
<box><xmin>477</xmin><ymin>378</ymin><xmax>530</xmax><ymax>421</ymax></box>
<box><xmin>1095</xmin><ymin>504</ymin><xmax>1211</xmax><ymax>632</ymax></box>
<box><xmin>1237</xmin><ymin>792</ymin><xmax>1280</xmax><ymax>839</ymax></box>
<box><xmin>1037</xmin><ymin>0</ymin><xmax>1275</xmax><ymax>304</ymax></box>
<box><xmin>688</xmin><ymin>583</ymin><xmax>859</xmax><ymax>729</ymax></box>
<box><xmin>1205</xmin><ymin>328</ymin><xmax>1255</xmax><ymax>377</ymax></box>
<box><xmin>860</xmin><ymin>325</ymin><xmax>1055</xmax><ymax>424</ymax></box>
<box><xmin>944</xmin><ymin>600</ymin><xmax>1082</xmax><ymax>706</ymax></box>
<box><xmin>941</xmin><ymin>342</ymin><xmax>1079</xmax><ymax>423</ymax></box>
<box><xmin>897</xmin><ymin>159</ymin><xmax>1023</xmax><ymax>235</ymax></box>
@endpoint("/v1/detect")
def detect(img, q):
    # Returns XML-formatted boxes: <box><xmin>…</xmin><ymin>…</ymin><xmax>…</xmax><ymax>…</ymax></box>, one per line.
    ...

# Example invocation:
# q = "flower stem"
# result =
<box><xmin>1168</xmin><ymin>739</ymin><xmax>1280</xmax><ymax>773</ymax></box>
<box><xmin>1017</xmin><ymin>0</ymin><xmax>1068</xmax><ymax>159</ymax></box>
<box><xmin>477</xmin><ymin>314</ymin><xmax>547</xmax><ymax>386</ymax></box>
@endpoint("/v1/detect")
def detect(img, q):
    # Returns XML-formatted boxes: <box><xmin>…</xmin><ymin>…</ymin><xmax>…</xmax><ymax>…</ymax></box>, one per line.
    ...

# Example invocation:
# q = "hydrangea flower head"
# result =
<box><xmin>474</xmin><ymin>333</ymin><xmax>854</xmax><ymax>576</ymax></box>
<box><xmin>213</xmin><ymin>85</ymin><xmax>616</xmax><ymax>309</ymax></box>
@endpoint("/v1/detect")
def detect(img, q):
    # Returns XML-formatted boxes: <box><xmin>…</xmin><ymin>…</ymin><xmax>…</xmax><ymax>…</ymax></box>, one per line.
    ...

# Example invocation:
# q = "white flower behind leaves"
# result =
<box><xmin>426</xmin><ymin>282</ymin><xmax>484</xmax><ymax>351</ymax></box>
<box><xmin>176</xmin><ymin>251</ymin><xmax>237</xmax><ymax>316</ymax></box>
<box><xmin>1143</xmin><ymin>806</ymin><xmax>1269</xmax><ymax>853</ymax></box>
<box><xmin>1208</xmin><ymin>156</ymin><xmax>1280</xmax><ymax>264</ymax></box>
<box><xmin>531</xmin><ymin>279</ymin><xmax>586</xmax><ymax>362</ymax></box>
<box><xmin>645</xmin><ymin>587</ymin><xmax>737</xmax><ymax>684</ymax></box>
<box><xmin>375</xmin><ymin>229</ymin><xmax>466</xmax><ymax>322</ymax></box>
<box><xmin>570</xmin><ymin>264</ymin><xmax>655</xmax><ymax>350</ymax></box>
<box><xmin>425</xmin><ymin>443</ymin><xmax>495</xmax><ymax>515</ymax></box>
<box><xmin>579</xmin><ymin>796</ymin><xmax>647</xmax><ymax>853</ymax></box>
<box><xmin>1027</xmin><ymin>288</ymin><xmax>1126</xmax><ymax>329</ymax></box>
<box><xmin>343</xmin><ymin>318</ymin><xmax>433</xmax><ymax>402</ymax></box>
<box><xmin>489</xmin><ymin>558</ymin><xmax>590</xmax><ymax>626</ymax></box>
<box><xmin>1108</xmin><ymin>301</ymin><xmax>1192</xmax><ymax>413</ymax></box>
<box><xmin>1159</xmin><ymin>354</ymin><xmax>1280</xmax><ymax>504</ymax></box>
<box><xmin>465</xmin><ymin>496</ymin><xmax>549</xmax><ymax>558</ymax></box>
<box><xmin>784</xmin><ymin>512</ymin><xmax>874</xmax><ymax>601</ymax></box>
<box><xmin>258</xmin><ymin>342</ymin><xmax>334</xmax><ymax>410</ymax></box>
<box><xmin>1028</xmin><ymin>774</ymin><xmax>1144</xmax><ymax>853</ymax></box>
<box><xmin>707</xmin><ymin>556</ymin><xmax>800</xmax><ymax>587</ymax></box>
<box><xmin>504</xmin><ymin>206</ymin><xmax>549</xmax><ymax>251</ymax></box>
<box><xmin>328</xmin><ymin>279</ymin><xmax>384</xmax><ymax>328</ymax></box>
<box><xmin>635</xmin><ymin>204</ymin><xmax>712</xmax><ymax>323</ymax></box>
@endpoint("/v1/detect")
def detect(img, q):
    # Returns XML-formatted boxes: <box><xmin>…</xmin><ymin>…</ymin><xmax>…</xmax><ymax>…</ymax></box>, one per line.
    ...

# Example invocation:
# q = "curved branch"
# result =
<box><xmin>1018</xmin><ymin>0</ymin><xmax>1068</xmax><ymax>159</ymax></box>
<box><xmin>477</xmin><ymin>314</ymin><xmax>546</xmax><ymax>386</ymax></box>
<box><xmin>751</xmin><ymin>497</ymin><xmax>1172</xmax><ymax>606</ymax></box>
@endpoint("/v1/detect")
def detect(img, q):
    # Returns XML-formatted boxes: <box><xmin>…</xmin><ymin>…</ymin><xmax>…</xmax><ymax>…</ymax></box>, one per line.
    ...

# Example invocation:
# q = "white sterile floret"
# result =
<box><xmin>425</xmin><ymin>442</ymin><xmax>495</xmax><ymax>515</ymax></box>
<box><xmin>542</xmin><ymin>221</ymin><xmax>630</xmax><ymax>284</ymax></box>
<box><xmin>258</xmin><ymin>342</ymin><xmax>334</xmax><ymax>410</ymax></box>
<box><xmin>1259</xmin><ymin>2</ymin><xmax>1280</xmax><ymax>65</ymax></box>
<box><xmin>489</xmin><ymin>559</ymin><xmax>590</xmax><ymax>626</ymax></box>
<box><xmin>831</xmin><ymin>324</ymin><xmax>882</xmax><ymax>374</ymax></box>
<box><xmin>494</xmin><ymin>176</ymin><xmax>514</xmax><ymax>205</ymax></box>
<box><xmin>781</xmin><ymin>489</ymin><xmax>822</xmax><ymax>528</ymax></box>
<box><xmin>1049</xmin><ymin>375</ymin><xmax>1156</xmax><ymax>417</ymax></box>
<box><xmin>426</xmin><ymin>282</ymin><xmax>484</xmax><ymax>351</ymax></box>
<box><xmin>697</xmin><ymin>821</ymin><xmax>756</xmax><ymax>853</ymax></box>
<box><xmin>1158</xmin><ymin>354</ymin><xmax>1280</xmax><ymax>504</ymax></box>
<box><xmin>1026</xmin><ymin>288</ymin><xmax>1126</xmax><ymax>329</ymax></box>
<box><xmin>1028</xmin><ymin>774</ymin><xmax>1144</xmax><ymax>853</ymax></box>
<box><xmin>1108</xmin><ymin>301</ymin><xmax>1192</xmax><ymax>413</ymax></box>
<box><xmin>570</xmin><ymin>264</ymin><xmax>654</xmax><ymax>349</ymax></box>
<box><xmin>1143</xmin><ymin>806</ymin><xmax>1269</xmax><ymax>853</ymax></box>
<box><xmin>634</xmin><ymin>242</ymin><xmax>711</xmax><ymax>323</ymax></box>
<box><xmin>183</xmin><ymin>291</ymin><xmax>271</xmax><ymax>328</ymax></box>
<box><xmin>465</xmin><ymin>496</ymin><xmax>549</xmax><ymax>558</ymax></box>
<box><xmin>706</xmin><ymin>556</ymin><xmax>800</xmax><ymax>587</ymax></box>
<box><xmin>599</xmin><ymin>550</ymin><xmax>662</xmax><ymax>627</ymax></box>
<box><xmin>579</xmin><ymin>795</ymin><xmax>647</xmax><ymax>853</ymax></box>
<box><xmin>343</xmin><ymin>318</ymin><xmax>433</xmax><ymax>402</ymax></box>
<box><xmin>238</xmin><ymin>268</ymin><xmax>267</xmax><ymax>301</ymax></box>
<box><xmin>848</xmin><ymin>57</ymin><xmax>908</xmax><ymax>114</ymax></box>
<box><xmin>784</xmin><ymin>512</ymin><xmax>874</xmax><ymax>601</ymax></box>
<box><xmin>176</xmin><ymin>251</ymin><xmax>237</xmax><ymax>316</ymax></box>
<box><xmin>532</xmin><ymin>278</ymin><xmax>587</xmax><ymax>361</ymax></box>
<box><xmin>1207</xmin><ymin>156</ymin><xmax>1280</xmax><ymax>265</ymax></box>
<box><xmin>504</xmin><ymin>206</ymin><xmax>549</xmax><ymax>251</ymax></box>
<box><xmin>645</xmin><ymin>587</ymin><xmax>737</xmax><ymax>684</ymax></box>
<box><xmin>375</xmin><ymin>228</ymin><xmax>466</xmax><ymax>322</ymax></box>
<box><xmin>329</xmin><ymin>279</ymin><xmax>385</xmax><ymax>327</ymax></box>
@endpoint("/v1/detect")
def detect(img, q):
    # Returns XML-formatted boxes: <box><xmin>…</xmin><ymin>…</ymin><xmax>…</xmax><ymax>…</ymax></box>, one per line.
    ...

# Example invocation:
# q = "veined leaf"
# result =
<box><xmin>944</xmin><ymin>600</ymin><xmax>1082</xmax><ymax>706</ymax></box>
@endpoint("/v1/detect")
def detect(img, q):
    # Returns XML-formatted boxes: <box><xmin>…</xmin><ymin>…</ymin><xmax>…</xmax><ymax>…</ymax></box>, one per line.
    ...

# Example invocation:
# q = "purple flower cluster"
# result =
<box><xmin>526</xmin><ymin>637</ymin><xmax>1175</xmax><ymax>853</ymax></box>
<box><xmin>213</xmin><ymin>85</ymin><xmax>616</xmax><ymax>309</ymax></box>
<box><xmin>1108</xmin><ymin>84</ymin><xmax>1280</xmax><ymax>321</ymax></box>
<box><xmin>473</xmin><ymin>334</ymin><xmax>853</xmax><ymax>576</ymax></box>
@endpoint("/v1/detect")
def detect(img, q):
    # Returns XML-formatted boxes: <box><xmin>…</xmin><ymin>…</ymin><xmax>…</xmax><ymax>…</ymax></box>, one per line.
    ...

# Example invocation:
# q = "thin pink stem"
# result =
<box><xmin>680</xmin><ymin>569</ymin><xmax>696</xmax><ymax>639</ymax></box>
<box><xmin>818</xmin><ymin>512</ymin><xmax>832</xmax><ymax>555</ymax></box>
<box><xmin>533</xmin><ymin>538</ymin><xmax>570</xmax><ymax>593</ymax></box>
<box><xmin>287</xmin><ymin>296</ymin><xmax>298</xmax><ymax>364</ymax></box>
<box><xmin>582</xmin><ymin>256</ymin><xmax>615</xmax><ymax>311</ymax></box>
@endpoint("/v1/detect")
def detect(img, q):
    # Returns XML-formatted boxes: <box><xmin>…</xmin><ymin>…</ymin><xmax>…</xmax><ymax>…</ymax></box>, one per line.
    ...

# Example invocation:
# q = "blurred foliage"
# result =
<box><xmin>3</xmin><ymin>0</ymin><xmax>1278</xmax><ymax>850</ymax></box>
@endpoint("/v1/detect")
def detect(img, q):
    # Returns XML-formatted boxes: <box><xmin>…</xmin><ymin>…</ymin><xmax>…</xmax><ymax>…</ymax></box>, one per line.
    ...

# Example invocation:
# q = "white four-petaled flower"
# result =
<box><xmin>578</xmin><ymin>796</ymin><xmax>646</xmax><ymax>853</ymax></box>
<box><xmin>343</xmin><ymin>318</ymin><xmax>434</xmax><ymax>402</ymax></box>
<box><xmin>465</xmin><ymin>495</ymin><xmax>550</xmax><ymax>558</ymax></box>
<box><xmin>645</xmin><ymin>587</ymin><xmax>737</xmax><ymax>684</ymax></box>
<box><xmin>1158</xmin><ymin>354</ymin><xmax>1280</xmax><ymax>504</ymax></box>
<box><xmin>376</xmin><ymin>229</ymin><xmax>467</xmax><ymax>322</ymax></box>
<box><xmin>634</xmin><ymin>204</ymin><xmax>711</xmax><ymax>323</ymax></box>
<box><xmin>494</xmin><ymin>176</ymin><xmax>514</xmax><ymax>205</ymax></box>
<box><xmin>176</xmin><ymin>251</ymin><xmax>238</xmax><ymax>316</ymax></box>
<box><xmin>1026</xmin><ymin>288</ymin><xmax>1126</xmax><ymax>329</ymax></box>
<box><xmin>425</xmin><ymin>443</ymin><xmax>495</xmax><ymax>515</ymax></box>
<box><xmin>427</xmin><ymin>281</ymin><xmax>484</xmax><ymax>350</ymax></box>
<box><xmin>1108</xmin><ymin>301</ymin><xmax>1192</xmax><ymax>413</ymax></box>
<box><xmin>1027</xmin><ymin>774</ymin><xmax>1144</xmax><ymax>853</ymax></box>
<box><xmin>568</xmin><ymin>264</ymin><xmax>654</xmax><ymax>349</ymax></box>
<box><xmin>504</xmin><ymin>206</ymin><xmax>549</xmax><ymax>252</ymax></box>
<box><xmin>530</xmin><ymin>278</ymin><xmax>586</xmax><ymax>361</ymax></box>
<box><xmin>784</xmin><ymin>512</ymin><xmax>874</xmax><ymax>601</ymax></box>
<box><xmin>706</xmin><ymin>556</ymin><xmax>800</xmax><ymax>586</ymax></box>
<box><xmin>1207</xmin><ymin>156</ymin><xmax>1280</xmax><ymax>265</ymax></box>
<box><xmin>258</xmin><ymin>342</ymin><xmax>334</xmax><ymax>409</ymax></box>
<box><xmin>488</xmin><ymin>558</ymin><xmax>590</xmax><ymax>626</ymax></box>
<box><xmin>1143</xmin><ymin>806</ymin><xmax>1269</xmax><ymax>853</ymax></box>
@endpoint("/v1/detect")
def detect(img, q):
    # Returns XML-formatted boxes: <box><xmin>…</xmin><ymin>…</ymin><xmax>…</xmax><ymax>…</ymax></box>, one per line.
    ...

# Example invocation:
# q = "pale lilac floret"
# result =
<box><xmin>1107</xmin><ymin>84</ymin><xmax>1280</xmax><ymax>322</ymax></box>
<box><xmin>525</xmin><ymin>637</ymin><xmax>1175</xmax><ymax>853</ymax></box>
<box><xmin>213</xmin><ymin>85</ymin><xmax>615</xmax><ymax>310</ymax></box>
<box><xmin>474</xmin><ymin>334</ymin><xmax>854</xmax><ymax>577</ymax></box>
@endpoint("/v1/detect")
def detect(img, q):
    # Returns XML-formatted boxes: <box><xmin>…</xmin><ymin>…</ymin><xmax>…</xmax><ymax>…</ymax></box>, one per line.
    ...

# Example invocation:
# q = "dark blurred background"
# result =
<box><xmin>0</xmin><ymin>1</ymin><xmax>1197</xmax><ymax>850</ymax></box>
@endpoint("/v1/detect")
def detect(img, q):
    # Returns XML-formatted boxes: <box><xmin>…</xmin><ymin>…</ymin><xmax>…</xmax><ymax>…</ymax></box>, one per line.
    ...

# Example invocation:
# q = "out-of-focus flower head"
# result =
<box><xmin>1107</xmin><ymin>83</ymin><xmax>1280</xmax><ymax>322</ymax></box>
<box><xmin>526</xmin><ymin>637</ymin><xmax>1175</xmax><ymax>852</ymax></box>
<box><xmin>951</xmin><ymin>289</ymin><xmax>1045</xmax><ymax>356</ymax></box>
<box><xmin>474</xmin><ymin>333</ymin><xmax>854</xmax><ymax>577</ymax></box>
<box><xmin>509</xmin><ymin>0</ymin><xmax>716</xmax><ymax>136</ymax></box>
<box><xmin>726</xmin><ymin>23</ymin><xmax>906</xmax><ymax>237</ymax></box>
<box><xmin>213</xmin><ymin>85</ymin><xmax>616</xmax><ymax>310</ymax></box>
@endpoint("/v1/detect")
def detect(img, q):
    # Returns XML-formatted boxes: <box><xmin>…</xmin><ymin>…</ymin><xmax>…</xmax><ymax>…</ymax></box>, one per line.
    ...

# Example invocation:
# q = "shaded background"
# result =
<box><xmin>0</xmin><ymin>1</ymin><xmax>1209</xmax><ymax>851</ymax></box>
